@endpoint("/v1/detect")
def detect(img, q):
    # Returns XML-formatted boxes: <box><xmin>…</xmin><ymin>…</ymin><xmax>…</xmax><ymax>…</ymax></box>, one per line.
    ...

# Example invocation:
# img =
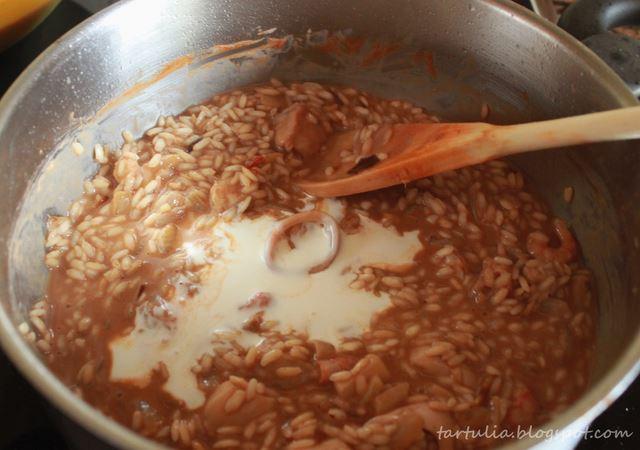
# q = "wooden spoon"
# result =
<box><xmin>297</xmin><ymin>106</ymin><xmax>640</xmax><ymax>197</ymax></box>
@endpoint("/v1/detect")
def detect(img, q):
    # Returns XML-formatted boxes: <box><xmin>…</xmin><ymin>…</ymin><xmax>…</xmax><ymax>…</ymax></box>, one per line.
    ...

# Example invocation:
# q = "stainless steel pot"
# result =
<box><xmin>0</xmin><ymin>0</ymin><xmax>639</xmax><ymax>449</ymax></box>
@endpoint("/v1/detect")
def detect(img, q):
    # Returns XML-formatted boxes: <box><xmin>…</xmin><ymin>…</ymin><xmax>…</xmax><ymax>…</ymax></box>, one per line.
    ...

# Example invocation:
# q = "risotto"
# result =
<box><xmin>24</xmin><ymin>80</ymin><xmax>596</xmax><ymax>450</ymax></box>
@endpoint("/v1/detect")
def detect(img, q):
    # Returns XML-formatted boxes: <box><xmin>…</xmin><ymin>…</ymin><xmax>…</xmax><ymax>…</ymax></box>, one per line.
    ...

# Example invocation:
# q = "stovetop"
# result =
<box><xmin>0</xmin><ymin>1</ymin><xmax>638</xmax><ymax>449</ymax></box>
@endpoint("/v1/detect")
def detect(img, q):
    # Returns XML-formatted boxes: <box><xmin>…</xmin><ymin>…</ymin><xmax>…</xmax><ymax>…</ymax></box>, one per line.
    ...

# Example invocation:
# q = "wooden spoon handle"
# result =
<box><xmin>490</xmin><ymin>105</ymin><xmax>640</xmax><ymax>157</ymax></box>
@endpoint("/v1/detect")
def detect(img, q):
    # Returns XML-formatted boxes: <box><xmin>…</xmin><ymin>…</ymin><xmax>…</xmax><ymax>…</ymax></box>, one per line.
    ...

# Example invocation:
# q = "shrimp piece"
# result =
<box><xmin>363</xmin><ymin>402</ymin><xmax>457</xmax><ymax>450</ymax></box>
<box><xmin>317</xmin><ymin>355</ymin><xmax>358</xmax><ymax>383</ymax></box>
<box><xmin>209</xmin><ymin>178</ymin><xmax>243</xmax><ymax>214</ymax></box>
<box><xmin>409</xmin><ymin>347</ymin><xmax>450</xmax><ymax>376</ymax></box>
<box><xmin>274</xmin><ymin>103</ymin><xmax>327</xmax><ymax>158</ymax></box>
<box><xmin>526</xmin><ymin>219</ymin><xmax>576</xmax><ymax>263</ymax></box>
<box><xmin>504</xmin><ymin>382</ymin><xmax>538</xmax><ymax>428</ymax></box>
<box><xmin>471</xmin><ymin>257</ymin><xmax>513</xmax><ymax>303</ymax></box>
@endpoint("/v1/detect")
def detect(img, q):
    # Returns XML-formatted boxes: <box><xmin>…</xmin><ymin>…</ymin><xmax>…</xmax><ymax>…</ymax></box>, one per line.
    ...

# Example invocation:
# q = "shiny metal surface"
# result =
<box><xmin>0</xmin><ymin>1</ymin><xmax>638</xmax><ymax>449</ymax></box>
<box><xmin>557</xmin><ymin>0</ymin><xmax>640</xmax><ymax>97</ymax></box>
<box><xmin>530</xmin><ymin>0</ymin><xmax>559</xmax><ymax>23</ymax></box>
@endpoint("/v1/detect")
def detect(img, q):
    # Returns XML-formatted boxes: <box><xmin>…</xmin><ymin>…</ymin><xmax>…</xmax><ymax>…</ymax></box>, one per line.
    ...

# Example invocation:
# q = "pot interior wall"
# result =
<box><xmin>8</xmin><ymin>33</ymin><xmax>639</xmax><ymax>388</ymax></box>
<box><xmin>1</xmin><ymin>0</ymin><xmax>639</xmax><ymax>447</ymax></box>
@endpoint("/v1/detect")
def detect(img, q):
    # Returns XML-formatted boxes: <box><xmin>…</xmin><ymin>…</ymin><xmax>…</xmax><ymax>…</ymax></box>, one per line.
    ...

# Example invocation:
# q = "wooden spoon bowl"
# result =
<box><xmin>297</xmin><ymin>106</ymin><xmax>640</xmax><ymax>197</ymax></box>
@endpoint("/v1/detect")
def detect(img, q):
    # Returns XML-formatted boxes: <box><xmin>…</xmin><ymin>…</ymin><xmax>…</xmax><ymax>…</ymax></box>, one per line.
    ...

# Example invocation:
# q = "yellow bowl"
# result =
<box><xmin>0</xmin><ymin>0</ymin><xmax>60</xmax><ymax>52</ymax></box>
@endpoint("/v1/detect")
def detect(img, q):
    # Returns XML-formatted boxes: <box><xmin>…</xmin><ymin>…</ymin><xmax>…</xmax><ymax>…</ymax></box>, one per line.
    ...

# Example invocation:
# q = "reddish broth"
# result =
<box><xmin>27</xmin><ymin>81</ymin><xmax>597</xmax><ymax>450</ymax></box>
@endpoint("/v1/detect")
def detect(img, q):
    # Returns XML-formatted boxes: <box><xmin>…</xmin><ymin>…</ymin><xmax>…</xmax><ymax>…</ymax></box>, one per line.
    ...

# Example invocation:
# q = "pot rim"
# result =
<box><xmin>0</xmin><ymin>0</ymin><xmax>637</xmax><ymax>449</ymax></box>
